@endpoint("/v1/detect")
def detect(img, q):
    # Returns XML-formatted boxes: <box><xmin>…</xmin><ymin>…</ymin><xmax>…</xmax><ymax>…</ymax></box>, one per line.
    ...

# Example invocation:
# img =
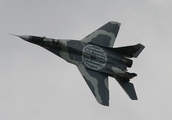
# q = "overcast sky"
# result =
<box><xmin>1</xmin><ymin>0</ymin><xmax>172</xmax><ymax>119</ymax></box>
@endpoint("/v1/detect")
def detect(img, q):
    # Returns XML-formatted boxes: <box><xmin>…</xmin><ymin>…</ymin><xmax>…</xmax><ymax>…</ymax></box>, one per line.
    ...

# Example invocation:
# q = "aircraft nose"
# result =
<box><xmin>11</xmin><ymin>34</ymin><xmax>31</xmax><ymax>41</ymax></box>
<box><xmin>18</xmin><ymin>35</ymin><xmax>31</xmax><ymax>41</ymax></box>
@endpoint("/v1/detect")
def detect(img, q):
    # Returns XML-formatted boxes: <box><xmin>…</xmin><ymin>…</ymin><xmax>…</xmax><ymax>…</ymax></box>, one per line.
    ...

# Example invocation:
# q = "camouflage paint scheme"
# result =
<box><xmin>15</xmin><ymin>21</ymin><xmax>145</xmax><ymax>106</ymax></box>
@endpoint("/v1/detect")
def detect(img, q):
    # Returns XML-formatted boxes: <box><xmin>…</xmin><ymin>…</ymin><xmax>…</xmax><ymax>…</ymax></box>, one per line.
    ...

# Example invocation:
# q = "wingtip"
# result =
<box><xmin>99</xmin><ymin>102</ymin><xmax>109</xmax><ymax>107</ymax></box>
<box><xmin>133</xmin><ymin>44</ymin><xmax>145</xmax><ymax>58</ymax></box>
<box><xmin>97</xmin><ymin>100</ymin><xmax>109</xmax><ymax>106</ymax></box>
<box><xmin>110</xmin><ymin>21</ymin><xmax>121</xmax><ymax>25</ymax></box>
<box><xmin>130</xmin><ymin>96</ymin><xmax>138</xmax><ymax>100</ymax></box>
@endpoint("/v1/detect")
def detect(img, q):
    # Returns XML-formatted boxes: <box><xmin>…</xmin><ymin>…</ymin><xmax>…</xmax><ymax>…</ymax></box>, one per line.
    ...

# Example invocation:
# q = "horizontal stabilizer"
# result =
<box><xmin>115</xmin><ymin>77</ymin><xmax>138</xmax><ymax>100</ymax></box>
<box><xmin>114</xmin><ymin>44</ymin><xmax>145</xmax><ymax>58</ymax></box>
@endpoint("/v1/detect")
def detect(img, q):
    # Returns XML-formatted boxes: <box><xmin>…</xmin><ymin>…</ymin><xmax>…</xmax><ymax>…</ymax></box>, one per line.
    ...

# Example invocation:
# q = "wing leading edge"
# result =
<box><xmin>77</xmin><ymin>66</ymin><xmax>109</xmax><ymax>106</ymax></box>
<box><xmin>81</xmin><ymin>21</ymin><xmax>120</xmax><ymax>47</ymax></box>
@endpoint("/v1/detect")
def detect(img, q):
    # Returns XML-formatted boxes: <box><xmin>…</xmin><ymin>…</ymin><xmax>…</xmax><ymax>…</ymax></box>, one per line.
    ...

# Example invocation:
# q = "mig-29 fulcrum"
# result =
<box><xmin>13</xmin><ymin>21</ymin><xmax>145</xmax><ymax>106</ymax></box>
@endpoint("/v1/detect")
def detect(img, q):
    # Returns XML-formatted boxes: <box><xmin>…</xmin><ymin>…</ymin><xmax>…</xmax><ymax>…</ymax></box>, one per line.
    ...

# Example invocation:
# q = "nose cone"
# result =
<box><xmin>18</xmin><ymin>35</ymin><xmax>30</xmax><ymax>41</ymax></box>
<box><xmin>11</xmin><ymin>34</ymin><xmax>30</xmax><ymax>41</ymax></box>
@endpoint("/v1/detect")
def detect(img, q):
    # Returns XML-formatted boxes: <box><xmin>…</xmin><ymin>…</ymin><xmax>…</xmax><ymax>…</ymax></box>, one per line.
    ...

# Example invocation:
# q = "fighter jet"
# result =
<box><xmin>14</xmin><ymin>21</ymin><xmax>144</xmax><ymax>106</ymax></box>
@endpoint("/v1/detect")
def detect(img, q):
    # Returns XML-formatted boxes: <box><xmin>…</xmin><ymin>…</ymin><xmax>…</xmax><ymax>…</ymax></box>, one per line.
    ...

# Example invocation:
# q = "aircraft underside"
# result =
<box><xmin>14</xmin><ymin>21</ymin><xmax>145</xmax><ymax>106</ymax></box>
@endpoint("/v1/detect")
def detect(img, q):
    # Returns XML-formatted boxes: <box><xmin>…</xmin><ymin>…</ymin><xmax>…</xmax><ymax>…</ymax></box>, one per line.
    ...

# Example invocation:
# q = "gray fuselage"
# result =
<box><xmin>29</xmin><ymin>36</ymin><xmax>131</xmax><ymax>77</ymax></box>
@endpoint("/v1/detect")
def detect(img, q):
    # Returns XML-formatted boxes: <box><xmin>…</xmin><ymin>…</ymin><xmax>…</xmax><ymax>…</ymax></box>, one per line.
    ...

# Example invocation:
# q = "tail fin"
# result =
<box><xmin>114</xmin><ymin>44</ymin><xmax>145</xmax><ymax>58</ymax></box>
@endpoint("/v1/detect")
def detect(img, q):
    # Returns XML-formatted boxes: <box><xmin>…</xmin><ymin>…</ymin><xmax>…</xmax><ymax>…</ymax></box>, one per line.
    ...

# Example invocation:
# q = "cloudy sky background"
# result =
<box><xmin>1</xmin><ymin>0</ymin><xmax>172</xmax><ymax>119</ymax></box>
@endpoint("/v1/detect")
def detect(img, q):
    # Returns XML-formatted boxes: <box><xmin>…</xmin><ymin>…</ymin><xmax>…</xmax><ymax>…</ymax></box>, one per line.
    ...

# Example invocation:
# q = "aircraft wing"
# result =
<box><xmin>81</xmin><ymin>21</ymin><xmax>120</xmax><ymax>47</ymax></box>
<box><xmin>77</xmin><ymin>66</ymin><xmax>109</xmax><ymax>106</ymax></box>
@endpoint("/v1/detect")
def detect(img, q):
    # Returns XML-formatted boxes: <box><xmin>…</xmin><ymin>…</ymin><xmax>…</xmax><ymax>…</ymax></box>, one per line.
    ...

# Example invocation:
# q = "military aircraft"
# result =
<box><xmin>14</xmin><ymin>21</ymin><xmax>144</xmax><ymax>106</ymax></box>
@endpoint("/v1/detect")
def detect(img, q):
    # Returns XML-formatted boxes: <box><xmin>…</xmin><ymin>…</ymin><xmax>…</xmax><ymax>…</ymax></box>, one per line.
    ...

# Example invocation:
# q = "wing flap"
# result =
<box><xmin>77</xmin><ymin>66</ymin><xmax>109</xmax><ymax>106</ymax></box>
<box><xmin>81</xmin><ymin>21</ymin><xmax>120</xmax><ymax>47</ymax></box>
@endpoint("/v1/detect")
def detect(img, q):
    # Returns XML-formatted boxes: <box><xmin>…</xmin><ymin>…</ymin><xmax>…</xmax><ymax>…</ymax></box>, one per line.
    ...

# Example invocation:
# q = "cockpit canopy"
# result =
<box><xmin>51</xmin><ymin>39</ymin><xmax>62</xmax><ymax>47</ymax></box>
